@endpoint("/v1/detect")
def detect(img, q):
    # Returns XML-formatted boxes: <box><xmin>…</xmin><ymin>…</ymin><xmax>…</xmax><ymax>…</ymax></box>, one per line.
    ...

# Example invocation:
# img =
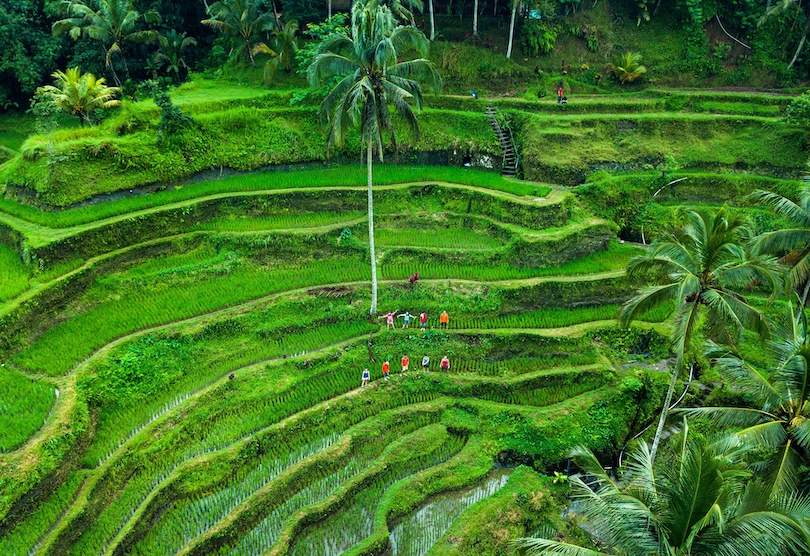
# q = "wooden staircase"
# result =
<box><xmin>485</xmin><ymin>103</ymin><xmax>518</xmax><ymax>177</ymax></box>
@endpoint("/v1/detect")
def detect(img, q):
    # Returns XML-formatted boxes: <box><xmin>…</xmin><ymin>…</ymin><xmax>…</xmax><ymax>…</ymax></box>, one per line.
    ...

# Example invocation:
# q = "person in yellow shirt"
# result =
<box><xmin>439</xmin><ymin>310</ymin><xmax>449</xmax><ymax>329</ymax></box>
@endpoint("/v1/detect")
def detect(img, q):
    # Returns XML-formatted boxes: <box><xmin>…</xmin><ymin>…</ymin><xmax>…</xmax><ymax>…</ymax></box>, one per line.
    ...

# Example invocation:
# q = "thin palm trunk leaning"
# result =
<box><xmin>473</xmin><ymin>0</ymin><xmax>478</xmax><ymax>36</ymax></box>
<box><xmin>788</xmin><ymin>18</ymin><xmax>810</xmax><ymax>70</ymax></box>
<box><xmin>429</xmin><ymin>0</ymin><xmax>435</xmax><ymax>40</ymax></box>
<box><xmin>367</xmin><ymin>131</ymin><xmax>378</xmax><ymax>315</ymax></box>
<box><xmin>620</xmin><ymin>208</ymin><xmax>782</xmax><ymax>463</ymax></box>
<box><xmin>307</xmin><ymin>0</ymin><xmax>441</xmax><ymax>316</ymax></box>
<box><xmin>506</xmin><ymin>0</ymin><xmax>517</xmax><ymax>58</ymax></box>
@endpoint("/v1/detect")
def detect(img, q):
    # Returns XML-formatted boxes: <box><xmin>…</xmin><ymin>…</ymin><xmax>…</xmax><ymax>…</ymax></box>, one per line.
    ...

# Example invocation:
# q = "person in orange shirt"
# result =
<box><xmin>401</xmin><ymin>354</ymin><xmax>410</xmax><ymax>376</ymax></box>
<box><xmin>440</xmin><ymin>310</ymin><xmax>449</xmax><ymax>329</ymax></box>
<box><xmin>382</xmin><ymin>360</ymin><xmax>390</xmax><ymax>380</ymax></box>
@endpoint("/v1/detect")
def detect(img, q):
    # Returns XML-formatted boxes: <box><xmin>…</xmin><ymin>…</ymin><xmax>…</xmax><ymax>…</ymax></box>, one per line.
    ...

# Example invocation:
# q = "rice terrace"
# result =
<box><xmin>3</xmin><ymin>0</ymin><xmax>810</xmax><ymax>554</ymax></box>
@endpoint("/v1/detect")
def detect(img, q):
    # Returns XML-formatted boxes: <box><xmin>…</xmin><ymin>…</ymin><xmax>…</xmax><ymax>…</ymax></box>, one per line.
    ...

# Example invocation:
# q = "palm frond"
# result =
<box><xmin>511</xmin><ymin>537</ymin><xmax>607</xmax><ymax>556</ymax></box>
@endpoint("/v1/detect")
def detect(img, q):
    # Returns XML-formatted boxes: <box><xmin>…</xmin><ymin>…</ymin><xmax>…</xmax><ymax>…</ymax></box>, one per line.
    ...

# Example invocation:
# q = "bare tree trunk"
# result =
<box><xmin>649</xmin><ymin>363</ymin><xmax>679</xmax><ymax>462</ymax></box>
<box><xmin>506</xmin><ymin>0</ymin><xmax>517</xmax><ymax>58</ymax></box>
<box><xmin>494</xmin><ymin>0</ymin><xmax>498</xmax><ymax>16</ymax></box>
<box><xmin>473</xmin><ymin>0</ymin><xmax>478</xmax><ymax>35</ymax></box>
<box><xmin>367</xmin><ymin>131</ymin><xmax>378</xmax><ymax>316</ymax></box>
<box><xmin>787</xmin><ymin>18</ymin><xmax>810</xmax><ymax>71</ymax></box>
<box><xmin>328</xmin><ymin>0</ymin><xmax>332</xmax><ymax>19</ymax></box>
<box><xmin>429</xmin><ymin>0</ymin><xmax>435</xmax><ymax>40</ymax></box>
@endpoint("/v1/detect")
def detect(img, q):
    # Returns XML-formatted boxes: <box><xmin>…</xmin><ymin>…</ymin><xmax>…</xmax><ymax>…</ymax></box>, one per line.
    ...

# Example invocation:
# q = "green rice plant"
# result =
<box><xmin>225</xmin><ymin>459</ymin><xmax>367</xmax><ymax>556</ymax></box>
<box><xmin>368</xmin><ymin>227</ymin><xmax>505</xmax><ymax>251</ymax></box>
<box><xmin>0</xmin><ymin>244</ymin><xmax>28</xmax><ymax>302</ymax></box>
<box><xmin>15</xmin><ymin>259</ymin><xmax>371</xmax><ymax>375</ymax></box>
<box><xmin>0</xmin><ymin>166</ymin><xmax>546</xmax><ymax>227</ymax></box>
<box><xmin>0</xmin><ymin>368</ymin><xmax>55</xmax><ymax>451</ymax></box>
<box><xmin>453</xmin><ymin>305</ymin><xmax>622</xmax><ymax>330</ymax></box>
<box><xmin>287</xmin><ymin>429</ymin><xmax>467</xmax><ymax>556</ymax></box>
<box><xmin>85</xmin><ymin>320</ymin><xmax>376</xmax><ymax>466</ymax></box>
<box><xmin>389</xmin><ymin>471</ymin><xmax>511</xmax><ymax>556</ymax></box>
<box><xmin>192</xmin><ymin>212</ymin><xmax>365</xmax><ymax>233</ymax></box>
<box><xmin>379</xmin><ymin>241</ymin><xmax>639</xmax><ymax>282</ymax></box>
<box><xmin>0</xmin><ymin>471</ymin><xmax>85</xmax><ymax>555</ymax></box>
<box><xmin>111</xmin><ymin>435</ymin><xmax>342</xmax><ymax>556</ymax></box>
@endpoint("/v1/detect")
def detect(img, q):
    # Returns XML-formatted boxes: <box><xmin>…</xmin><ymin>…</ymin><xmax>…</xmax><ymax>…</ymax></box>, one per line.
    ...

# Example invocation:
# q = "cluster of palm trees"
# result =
<box><xmin>516</xmin><ymin>193</ymin><xmax>810</xmax><ymax>554</ymax></box>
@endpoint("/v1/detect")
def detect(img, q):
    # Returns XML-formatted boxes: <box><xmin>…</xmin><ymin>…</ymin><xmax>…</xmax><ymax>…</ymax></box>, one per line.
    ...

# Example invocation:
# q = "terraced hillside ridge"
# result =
<box><xmin>0</xmin><ymin>83</ymin><xmax>804</xmax><ymax>207</ymax></box>
<box><xmin>0</xmin><ymin>156</ymin><xmax>680</xmax><ymax>556</ymax></box>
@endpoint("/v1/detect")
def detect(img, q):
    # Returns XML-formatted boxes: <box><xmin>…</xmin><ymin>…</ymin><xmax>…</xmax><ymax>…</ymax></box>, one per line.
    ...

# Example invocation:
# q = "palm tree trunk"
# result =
<box><xmin>429</xmin><ymin>0</ymin><xmax>435</xmax><ymax>40</ymax></box>
<box><xmin>328</xmin><ymin>0</ymin><xmax>332</xmax><ymax>19</ymax></box>
<box><xmin>473</xmin><ymin>0</ymin><xmax>478</xmax><ymax>35</ymax></box>
<box><xmin>506</xmin><ymin>0</ymin><xmax>517</xmax><ymax>58</ymax></box>
<box><xmin>367</xmin><ymin>132</ymin><xmax>378</xmax><ymax>316</ymax></box>
<box><xmin>788</xmin><ymin>18</ymin><xmax>810</xmax><ymax>71</ymax></box>
<box><xmin>649</xmin><ymin>363</ymin><xmax>679</xmax><ymax>462</ymax></box>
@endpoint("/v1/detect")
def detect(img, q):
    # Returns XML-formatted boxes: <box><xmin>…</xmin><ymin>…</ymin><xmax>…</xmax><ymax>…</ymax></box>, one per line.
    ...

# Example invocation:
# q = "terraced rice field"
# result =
<box><xmin>0</xmin><ymin>159</ymin><xmax>677</xmax><ymax>556</ymax></box>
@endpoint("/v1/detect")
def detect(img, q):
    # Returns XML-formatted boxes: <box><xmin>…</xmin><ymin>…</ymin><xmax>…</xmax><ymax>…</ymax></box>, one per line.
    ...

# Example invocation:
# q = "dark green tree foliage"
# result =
<box><xmin>0</xmin><ymin>1</ymin><xmax>65</xmax><ymax>105</ymax></box>
<box><xmin>153</xmin><ymin>88</ymin><xmax>194</xmax><ymax>145</ymax></box>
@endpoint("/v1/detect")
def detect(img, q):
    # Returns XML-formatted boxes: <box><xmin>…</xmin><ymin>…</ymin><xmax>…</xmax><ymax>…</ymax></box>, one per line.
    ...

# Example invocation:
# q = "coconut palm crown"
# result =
<box><xmin>307</xmin><ymin>0</ymin><xmax>441</xmax><ymax>315</ymax></box>
<box><xmin>620</xmin><ymin>207</ymin><xmax>782</xmax><ymax>461</ymax></box>
<box><xmin>514</xmin><ymin>423</ymin><xmax>810</xmax><ymax>556</ymax></box>
<box><xmin>680</xmin><ymin>302</ymin><xmax>810</xmax><ymax>499</ymax></box>
<box><xmin>38</xmin><ymin>67</ymin><xmax>121</xmax><ymax>125</ymax></box>
<box><xmin>750</xmin><ymin>187</ymin><xmax>810</xmax><ymax>305</ymax></box>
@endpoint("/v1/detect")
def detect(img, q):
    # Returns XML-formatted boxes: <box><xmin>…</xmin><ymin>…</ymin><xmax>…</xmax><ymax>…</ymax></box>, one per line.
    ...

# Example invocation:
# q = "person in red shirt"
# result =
<box><xmin>382</xmin><ymin>360</ymin><xmax>390</xmax><ymax>380</ymax></box>
<box><xmin>401</xmin><ymin>354</ymin><xmax>410</xmax><ymax>376</ymax></box>
<box><xmin>419</xmin><ymin>312</ymin><xmax>427</xmax><ymax>331</ymax></box>
<box><xmin>557</xmin><ymin>86</ymin><xmax>564</xmax><ymax>104</ymax></box>
<box><xmin>440</xmin><ymin>356</ymin><xmax>450</xmax><ymax>372</ymax></box>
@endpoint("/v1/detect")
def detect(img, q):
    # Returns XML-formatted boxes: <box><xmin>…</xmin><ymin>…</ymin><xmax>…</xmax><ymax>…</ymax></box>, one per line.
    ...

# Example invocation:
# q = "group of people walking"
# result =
<box><xmin>379</xmin><ymin>310</ymin><xmax>450</xmax><ymax>330</ymax></box>
<box><xmin>361</xmin><ymin>353</ymin><xmax>451</xmax><ymax>387</ymax></box>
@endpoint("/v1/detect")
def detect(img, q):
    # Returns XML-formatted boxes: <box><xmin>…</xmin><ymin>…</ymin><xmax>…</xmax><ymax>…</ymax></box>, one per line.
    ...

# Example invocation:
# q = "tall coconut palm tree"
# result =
<box><xmin>680</xmin><ymin>303</ymin><xmax>810</xmax><ymax>500</ymax></box>
<box><xmin>620</xmin><ymin>208</ymin><xmax>782</xmax><ymax>462</ymax></box>
<box><xmin>38</xmin><ymin>67</ymin><xmax>121</xmax><ymax>125</ymax></box>
<box><xmin>52</xmin><ymin>0</ymin><xmax>161</xmax><ymax>87</ymax></box>
<box><xmin>253</xmin><ymin>20</ymin><xmax>298</xmax><ymax>81</ymax></box>
<box><xmin>308</xmin><ymin>0</ymin><xmax>441</xmax><ymax>315</ymax></box>
<box><xmin>428</xmin><ymin>0</ymin><xmax>435</xmax><ymax>39</ymax></box>
<box><xmin>515</xmin><ymin>422</ymin><xmax>810</xmax><ymax>556</ymax></box>
<box><xmin>506</xmin><ymin>0</ymin><xmax>518</xmax><ymax>58</ymax></box>
<box><xmin>751</xmin><ymin>187</ymin><xmax>810</xmax><ymax>306</ymax></box>
<box><xmin>202</xmin><ymin>0</ymin><xmax>276</xmax><ymax>65</ymax></box>
<box><xmin>156</xmin><ymin>30</ymin><xmax>198</xmax><ymax>83</ymax></box>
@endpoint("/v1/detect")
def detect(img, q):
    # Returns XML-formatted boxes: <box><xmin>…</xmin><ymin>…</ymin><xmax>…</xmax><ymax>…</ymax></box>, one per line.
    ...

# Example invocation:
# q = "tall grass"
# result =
<box><xmin>0</xmin><ymin>166</ymin><xmax>547</xmax><ymax>228</ymax></box>
<box><xmin>0</xmin><ymin>368</ymin><xmax>55</xmax><ymax>451</ymax></box>
<box><xmin>389</xmin><ymin>471</ymin><xmax>511</xmax><ymax>556</ymax></box>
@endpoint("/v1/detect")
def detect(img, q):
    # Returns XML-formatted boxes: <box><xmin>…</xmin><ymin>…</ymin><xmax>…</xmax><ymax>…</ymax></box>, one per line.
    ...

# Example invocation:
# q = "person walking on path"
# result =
<box><xmin>379</xmin><ymin>310</ymin><xmax>399</xmax><ymax>330</ymax></box>
<box><xmin>419</xmin><ymin>312</ymin><xmax>428</xmax><ymax>331</ymax></box>
<box><xmin>557</xmin><ymin>85</ymin><xmax>564</xmax><ymax>104</ymax></box>
<box><xmin>422</xmin><ymin>354</ymin><xmax>430</xmax><ymax>372</ymax></box>
<box><xmin>382</xmin><ymin>360</ymin><xmax>390</xmax><ymax>380</ymax></box>
<box><xmin>398</xmin><ymin>311</ymin><xmax>414</xmax><ymax>329</ymax></box>
<box><xmin>401</xmin><ymin>354</ymin><xmax>410</xmax><ymax>376</ymax></box>
<box><xmin>440</xmin><ymin>310</ymin><xmax>449</xmax><ymax>329</ymax></box>
<box><xmin>361</xmin><ymin>368</ymin><xmax>370</xmax><ymax>387</ymax></box>
<box><xmin>440</xmin><ymin>356</ymin><xmax>450</xmax><ymax>372</ymax></box>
